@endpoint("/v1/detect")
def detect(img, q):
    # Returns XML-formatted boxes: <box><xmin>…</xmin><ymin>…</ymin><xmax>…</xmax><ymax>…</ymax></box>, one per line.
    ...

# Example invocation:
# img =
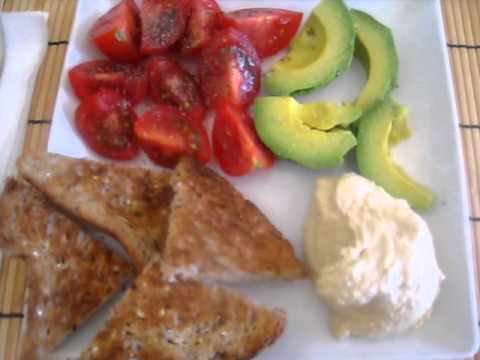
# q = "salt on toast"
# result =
<box><xmin>80</xmin><ymin>256</ymin><xmax>286</xmax><ymax>360</ymax></box>
<box><xmin>0</xmin><ymin>179</ymin><xmax>133</xmax><ymax>360</ymax></box>
<box><xmin>18</xmin><ymin>153</ymin><xmax>173</xmax><ymax>269</ymax></box>
<box><xmin>162</xmin><ymin>158</ymin><xmax>307</xmax><ymax>281</ymax></box>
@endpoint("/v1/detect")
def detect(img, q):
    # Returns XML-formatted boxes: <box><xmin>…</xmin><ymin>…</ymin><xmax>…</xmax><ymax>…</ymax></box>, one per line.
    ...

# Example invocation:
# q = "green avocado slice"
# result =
<box><xmin>388</xmin><ymin>98</ymin><xmax>411</xmax><ymax>146</ymax></box>
<box><xmin>352</xmin><ymin>9</ymin><xmax>399</xmax><ymax>112</ymax></box>
<box><xmin>264</xmin><ymin>0</ymin><xmax>355</xmax><ymax>96</ymax></box>
<box><xmin>356</xmin><ymin>99</ymin><xmax>434</xmax><ymax>210</ymax></box>
<box><xmin>254</xmin><ymin>97</ymin><xmax>357</xmax><ymax>169</ymax></box>
<box><xmin>256</xmin><ymin>97</ymin><xmax>362</xmax><ymax>131</ymax></box>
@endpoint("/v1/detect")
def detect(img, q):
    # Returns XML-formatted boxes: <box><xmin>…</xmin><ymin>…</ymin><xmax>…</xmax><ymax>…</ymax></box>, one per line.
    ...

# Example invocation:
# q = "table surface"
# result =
<box><xmin>0</xmin><ymin>0</ymin><xmax>479</xmax><ymax>359</ymax></box>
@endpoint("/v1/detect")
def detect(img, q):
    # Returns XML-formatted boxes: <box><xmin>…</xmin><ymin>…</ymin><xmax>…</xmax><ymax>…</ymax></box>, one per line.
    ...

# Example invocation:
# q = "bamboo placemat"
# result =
<box><xmin>0</xmin><ymin>0</ymin><xmax>479</xmax><ymax>359</ymax></box>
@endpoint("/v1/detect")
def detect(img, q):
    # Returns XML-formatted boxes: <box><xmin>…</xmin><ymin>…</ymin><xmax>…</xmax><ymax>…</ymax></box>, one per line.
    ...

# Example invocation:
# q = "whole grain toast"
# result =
<box><xmin>0</xmin><ymin>179</ymin><xmax>133</xmax><ymax>360</ymax></box>
<box><xmin>19</xmin><ymin>153</ymin><xmax>306</xmax><ymax>282</ymax></box>
<box><xmin>162</xmin><ymin>158</ymin><xmax>307</xmax><ymax>281</ymax></box>
<box><xmin>80</xmin><ymin>256</ymin><xmax>286</xmax><ymax>360</ymax></box>
<box><xmin>18</xmin><ymin>153</ymin><xmax>173</xmax><ymax>269</ymax></box>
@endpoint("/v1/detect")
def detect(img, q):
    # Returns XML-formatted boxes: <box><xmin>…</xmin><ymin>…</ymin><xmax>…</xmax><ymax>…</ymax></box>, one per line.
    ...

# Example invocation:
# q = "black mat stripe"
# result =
<box><xmin>48</xmin><ymin>40</ymin><xmax>69</xmax><ymax>46</ymax></box>
<box><xmin>447</xmin><ymin>43</ymin><xmax>480</xmax><ymax>49</ymax></box>
<box><xmin>0</xmin><ymin>313</ymin><xmax>23</xmax><ymax>319</ymax></box>
<box><xmin>28</xmin><ymin>119</ymin><xmax>52</xmax><ymax>125</ymax></box>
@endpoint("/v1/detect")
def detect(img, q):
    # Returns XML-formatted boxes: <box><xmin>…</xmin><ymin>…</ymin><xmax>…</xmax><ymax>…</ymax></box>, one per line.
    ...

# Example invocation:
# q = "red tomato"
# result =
<box><xmin>198</xmin><ymin>28</ymin><xmax>261</xmax><ymax>108</ymax></box>
<box><xmin>226</xmin><ymin>9</ymin><xmax>302</xmax><ymax>58</ymax></box>
<box><xmin>75</xmin><ymin>90</ymin><xmax>139</xmax><ymax>160</ymax></box>
<box><xmin>187</xmin><ymin>110</ymin><xmax>212</xmax><ymax>164</ymax></box>
<box><xmin>140</xmin><ymin>0</ymin><xmax>191</xmax><ymax>54</ymax></box>
<box><xmin>147</xmin><ymin>56</ymin><xmax>205</xmax><ymax>116</ymax></box>
<box><xmin>89</xmin><ymin>0</ymin><xmax>142</xmax><ymax>62</ymax></box>
<box><xmin>179</xmin><ymin>0</ymin><xmax>225</xmax><ymax>54</ymax></box>
<box><xmin>68</xmin><ymin>60</ymin><xmax>148</xmax><ymax>105</ymax></box>
<box><xmin>134</xmin><ymin>106</ymin><xmax>203</xmax><ymax>168</ymax></box>
<box><xmin>212</xmin><ymin>103</ymin><xmax>275</xmax><ymax>176</ymax></box>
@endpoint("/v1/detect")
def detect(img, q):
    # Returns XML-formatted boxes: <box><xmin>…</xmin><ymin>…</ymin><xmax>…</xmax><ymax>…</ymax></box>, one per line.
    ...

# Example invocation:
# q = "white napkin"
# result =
<box><xmin>0</xmin><ymin>11</ymin><xmax>48</xmax><ymax>267</ymax></box>
<box><xmin>0</xmin><ymin>12</ymin><xmax>48</xmax><ymax>189</ymax></box>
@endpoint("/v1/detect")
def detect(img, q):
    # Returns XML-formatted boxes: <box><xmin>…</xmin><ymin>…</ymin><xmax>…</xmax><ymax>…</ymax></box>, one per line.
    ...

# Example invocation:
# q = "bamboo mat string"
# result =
<box><xmin>462</xmin><ymin>1</ymin><xmax>480</xmax><ymax>120</ymax></box>
<box><xmin>444</xmin><ymin>0</ymin><xmax>480</xmax><ymax>219</ymax></box>
<box><xmin>456</xmin><ymin>0</ymin><xmax>480</xmax><ymax>223</ymax></box>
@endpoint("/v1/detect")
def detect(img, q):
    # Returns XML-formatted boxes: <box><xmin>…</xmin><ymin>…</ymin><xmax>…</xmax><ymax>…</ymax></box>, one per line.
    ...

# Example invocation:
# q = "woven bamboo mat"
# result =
<box><xmin>0</xmin><ymin>0</ymin><xmax>478</xmax><ymax>359</ymax></box>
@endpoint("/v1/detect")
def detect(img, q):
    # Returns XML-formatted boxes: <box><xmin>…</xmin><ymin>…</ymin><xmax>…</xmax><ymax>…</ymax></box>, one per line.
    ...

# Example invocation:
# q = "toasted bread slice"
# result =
<box><xmin>18</xmin><ymin>153</ymin><xmax>173</xmax><ymax>269</ymax></box>
<box><xmin>0</xmin><ymin>179</ymin><xmax>133</xmax><ymax>360</ymax></box>
<box><xmin>162</xmin><ymin>158</ymin><xmax>307</xmax><ymax>282</ymax></box>
<box><xmin>80</xmin><ymin>256</ymin><xmax>286</xmax><ymax>360</ymax></box>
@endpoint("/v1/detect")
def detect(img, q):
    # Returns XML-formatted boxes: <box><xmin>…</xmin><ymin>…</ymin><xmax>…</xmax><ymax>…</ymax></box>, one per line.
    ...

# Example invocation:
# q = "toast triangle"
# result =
<box><xmin>162</xmin><ymin>158</ymin><xmax>307</xmax><ymax>282</ymax></box>
<box><xmin>18</xmin><ymin>153</ymin><xmax>173</xmax><ymax>269</ymax></box>
<box><xmin>80</xmin><ymin>256</ymin><xmax>286</xmax><ymax>360</ymax></box>
<box><xmin>0</xmin><ymin>179</ymin><xmax>133</xmax><ymax>359</ymax></box>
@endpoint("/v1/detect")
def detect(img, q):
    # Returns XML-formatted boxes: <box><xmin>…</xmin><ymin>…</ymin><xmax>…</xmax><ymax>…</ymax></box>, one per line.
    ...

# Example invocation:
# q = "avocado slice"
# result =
<box><xmin>388</xmin><ymin>98</ymin><xmax>411</xmax><ymax>146</ymax></box>
<box><xmin>356</xmin><ymin>99</ymin><xmax>434</xmax><ymax>210</ymax></box>
<box><xmin>256</xmin><ymin>97</ymin><xmax>362</xmax><ymax>131</ymax></box>
<box><xmin>352</xmin><ymin>9</ymin><xmax>399</xmax><ymax>112</ymax></box>
<box><xmin>254</xmin><ymin>97</ymin><xmax>357</xmax><ymax>169</ymax></box>
<box><xmin>264</xmin><ymin>0</ymin><xmax>355</xmax><ymax>96</ymax></box>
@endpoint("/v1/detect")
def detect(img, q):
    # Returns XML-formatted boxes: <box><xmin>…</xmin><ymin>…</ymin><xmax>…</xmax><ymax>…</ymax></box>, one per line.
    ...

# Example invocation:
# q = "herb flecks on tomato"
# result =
<box><xmin>213</xmin><ymin>103</ymin><xmax>275</xmax><ymax>176</ymax></box>
<box><xmin>75</xmin><ymin>90</ymin><xmax>139</xmax><ymax>160</ymax></box>
<box><xmin>226</xmin><ymin>8</ymin><xmax>303</xmax><ymax>59</ymax></box>
<box><xmin>140</xmin><ymin>0</ymin><xmax>191</xmax><ymax>54</ymax></box>
<box><xmin>179</xmin><ymin>0</ymin><xmax>225</xmax><ymax>54</ymax></box>
<box><xmin>69</xmin><ymin>60</ymin><xmax>148</xmax><ymax>105</ymax></box>
<box><xmin>147</xmin><ymin>56</ymin><xmax>205</xmax><ymax>117</ymax></box>
<box><xmin>199</xmin><ymin>28</ymin><xmax>261</xmax><ymax>108</ymax></box>
<box><xmin>90</xmin><ymin>0</ymin><xmax>143</xmax><ymax>63</ymax></box>
<box><xmin>134</xmin><ymin>105</ymin><xmax>206</xmax><ymax>168</ymax></box>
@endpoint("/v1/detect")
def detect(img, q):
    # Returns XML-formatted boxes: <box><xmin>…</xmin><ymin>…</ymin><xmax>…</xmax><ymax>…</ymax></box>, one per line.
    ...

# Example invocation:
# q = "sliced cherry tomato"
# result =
<box><xmin>68</xmin><ymin>60</ymin><xmax>148</xmax><ymax>105</ymax></box>
<box><xmin>226</xmin><ymin>9</ymin><xmax>302</xmax><ymax>58</ymax></box>
<box><xmin>134</xmin><ymin>105</ymin><xmax>202</xmax><ymax>168</ymax></box>
<box><xmin>75</xmin><ymin>90</ymin><xmax>139</xmax><ymax>160</ymax></box>
<box><xmin>140</xmin><ymin>0</ymin><xmax>191</xmax><ymax>54</ymax></box>
<box><xmin>89</xmin><ymin>0</ymin><xmax>142</xmax><ymax>62</ymax></box>
<box><xmin>179</xmin><ymin>0</ymin><xmax>225</xmax><ymax>54</ymax></box>
<box><xmin>147</xmin><ymin>56</ymin><xmax>205</xmax><ymax>116</ymax></box>
<box><xmin>186</xmin><ymin>110</ymin><xmax>212</xmax><ymax>164</ymax></box>
<box><xmin>198</xmin><ymin>28</ymin><xmax>261</xmax><ymax>108</ymax></box>
<box><xmin>212</xmin><ymin>103</ymin><xmax>276</xmax><ymax>176</ymax></box>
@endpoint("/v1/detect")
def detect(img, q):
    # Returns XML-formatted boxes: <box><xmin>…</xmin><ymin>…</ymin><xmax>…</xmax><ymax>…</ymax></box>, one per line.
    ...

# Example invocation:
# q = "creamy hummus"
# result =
<box><xmin>304</xmin><ymin>173</ymin><xmax>444</xmax><ymax>338</ymax></box>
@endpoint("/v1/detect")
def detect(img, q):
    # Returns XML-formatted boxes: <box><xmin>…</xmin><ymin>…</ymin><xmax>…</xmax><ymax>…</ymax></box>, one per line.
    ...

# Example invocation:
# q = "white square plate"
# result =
<box><xmin>48</xmin><ymin>0</ymin><xmax>479</xmax><ymax>359</ymax></box>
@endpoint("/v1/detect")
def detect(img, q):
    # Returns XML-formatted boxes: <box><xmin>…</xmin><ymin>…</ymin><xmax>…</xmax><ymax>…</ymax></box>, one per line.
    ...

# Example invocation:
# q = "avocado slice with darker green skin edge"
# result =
<box><xmin>356</xmin><ymin>99</ymin><xmax>434</xmax><ymax>210</ymax></box>
<box><xmin>352</xmin><ymin>9</ymin><xmax>399</xmax><ymax>113</ymax></box>
<box><xmin>254</xmin><ymin>97</ymin><xmax>357</xmax><ymax>169</ymax></box>
<box><xmin>264</xmin><ymin>0</ymin><xmax>355</xmax><ymax>96</ymax></box>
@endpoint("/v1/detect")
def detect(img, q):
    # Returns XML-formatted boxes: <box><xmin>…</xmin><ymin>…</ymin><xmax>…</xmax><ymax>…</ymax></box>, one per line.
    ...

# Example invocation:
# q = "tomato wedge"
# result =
<box><xmin>89</xmin><ymin>0</ymin><xmax>142</xmax><ymax>63</ymax></box>
<box><xmin>212</xmin><ymin>103</ymin><xmax>276</xmax><ymax>176</ymax></box>
<box><xmin>68</xmin><ymin>60</ymin><xmax>148</xmax><ymax>105</ymax></box>
<box><xmin>226</xmin><ymin>9</ymin><xmax>303</xmax><ymax>58</ymax></box>
<box><xmin>179</xmin><ymin>0</ymin><xmax>225</xmax><ymax>54</ymax></box>
<box><xmin>140</xmin><ymin>0</ymin><xmax>191</xmax><ymax>54</ymax></box>
<box><xmin>134</xmin><ymin>105</ymin><xmax>206</xmax><ymax>168</ymax></box>
<box><xmin>147</xmin><ymin>56</ymin><xmax>205</xmax><ymax>118</ymax></box>
<box><xmin>75</xmin><ymin>90</ymin><xmax>139</xmax><ymax>160</ymax></box>
<box><xmin>189</xmin><ymin>118</ymin><xmax>212</xmax><ymax>164</ymax></box>
<box><xmin>198</xmin><ymin>28</ymin><xmax>261</xmax><ymax>108</ymax></box>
